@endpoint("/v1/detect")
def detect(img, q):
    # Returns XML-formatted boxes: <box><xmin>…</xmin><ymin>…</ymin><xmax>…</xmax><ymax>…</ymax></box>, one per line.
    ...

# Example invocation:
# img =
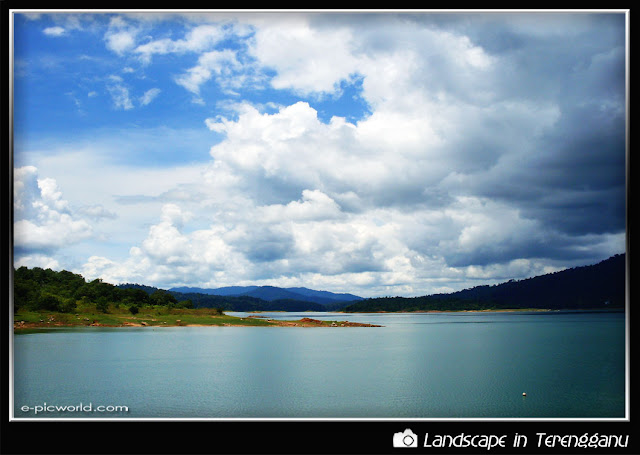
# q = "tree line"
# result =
<box><xmin>13</xmin><ymin>267</ymin><xmax>326</xmax><ymax>314</ymax></box>
<box><xmin>121</xmin><ymin>284</ymin><xmax>328</xmax><ymax>312</ymax></box>
<box><xmin>13</xmin><ymin>266</ymin><xmax>196</xmax><ymax>315</ymax></box>
<box><xmin>343</xmin><ymin>254</ymin><xmax>626</xmax><ymax>313</ymax></box>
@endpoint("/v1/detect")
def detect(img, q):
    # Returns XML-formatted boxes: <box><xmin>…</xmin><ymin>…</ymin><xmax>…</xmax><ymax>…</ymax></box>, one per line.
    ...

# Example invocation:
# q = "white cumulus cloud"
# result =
<box><xmin>13</xmin><ymin>166</ymin><xmax>94</xmax><ymax>253</ymax></box>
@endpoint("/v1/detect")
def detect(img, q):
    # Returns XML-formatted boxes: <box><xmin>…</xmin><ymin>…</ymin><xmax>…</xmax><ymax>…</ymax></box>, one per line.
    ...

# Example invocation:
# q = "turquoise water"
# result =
<box><xmin>13</xmin><ymin>311</ymin><xmax>626</xmax><ymax>419</ymax></box>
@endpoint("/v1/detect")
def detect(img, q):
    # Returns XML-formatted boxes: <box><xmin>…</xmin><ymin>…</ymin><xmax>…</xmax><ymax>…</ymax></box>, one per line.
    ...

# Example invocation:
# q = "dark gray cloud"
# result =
<box><xmin>236</xmin><ymin>226</ymin><xmax>295</xmax><ymax>263</ymax></box>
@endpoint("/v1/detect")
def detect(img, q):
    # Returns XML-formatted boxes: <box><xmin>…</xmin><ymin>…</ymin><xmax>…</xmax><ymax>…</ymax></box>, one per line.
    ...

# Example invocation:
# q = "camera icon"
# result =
<box><xmin>393</xmin><ymin>428</ymin><xmax>418</xmax><ymax>448</ymax></box>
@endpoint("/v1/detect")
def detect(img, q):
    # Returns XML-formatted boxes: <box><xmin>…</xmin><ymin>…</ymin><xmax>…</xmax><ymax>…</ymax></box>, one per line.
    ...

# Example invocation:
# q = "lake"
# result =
<box><xmin>12</xmin><ymin>311</ymin><xmax>626</xmax><ymax>419</ymax></box>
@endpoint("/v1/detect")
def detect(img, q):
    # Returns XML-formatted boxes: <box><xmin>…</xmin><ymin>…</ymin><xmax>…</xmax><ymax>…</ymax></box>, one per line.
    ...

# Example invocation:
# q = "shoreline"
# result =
<box><xmin>342</xmin><ymin>307</ymin><xmax>623</xmax><ymax>314</ymax></box>
<box><xmin>13</xmin><ymin>314</ymin><xmax>382</xmax><ymax>331</ymax></box>
<box><xmin>13</xmin><ymin>307</ymin><xmax>621</xmax><ymax>332</ymax></box>
<box><xmin>366</xmin><ymin>308</ymin><xmax>555</xmax><ymax>314</ymax></box>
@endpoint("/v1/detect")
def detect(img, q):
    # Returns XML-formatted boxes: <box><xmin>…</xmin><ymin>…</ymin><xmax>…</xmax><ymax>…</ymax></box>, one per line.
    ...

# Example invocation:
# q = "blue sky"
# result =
<box><xmin>11</xmin><ymin>11</ymin><xmax>628</xmax><ymax>297</ymax></box>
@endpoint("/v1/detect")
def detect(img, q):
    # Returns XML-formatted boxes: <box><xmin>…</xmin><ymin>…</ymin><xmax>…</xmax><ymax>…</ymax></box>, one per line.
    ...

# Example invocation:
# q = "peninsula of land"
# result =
<box><xmin>13</xmin><ymin>310</ymin><xmax>381</xmax><ymax>331</ymax></box>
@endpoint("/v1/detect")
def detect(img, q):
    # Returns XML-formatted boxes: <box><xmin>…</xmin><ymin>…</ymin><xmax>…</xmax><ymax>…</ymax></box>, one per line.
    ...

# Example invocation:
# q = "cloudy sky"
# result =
<box><xmin>11</xmin><ymin>10</ymin><xmax>627</xmax><ymax>297</ymax></box>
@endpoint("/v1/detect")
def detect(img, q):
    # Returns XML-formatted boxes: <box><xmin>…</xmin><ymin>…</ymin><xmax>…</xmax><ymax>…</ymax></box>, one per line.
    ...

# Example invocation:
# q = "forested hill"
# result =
<box><xmin>117</xmin><ymin>284</ymin><xmax>333</xmax><ymax>312</ymax></box>
<box><xmin>13</xmin><ymin>267</ymin><xmax>333</xmax><ymax>314</ymax></box>
<box><xmin>343</xmin><ymin>254</ymin><xmax>626</xmax><ymax>313</ymax></box>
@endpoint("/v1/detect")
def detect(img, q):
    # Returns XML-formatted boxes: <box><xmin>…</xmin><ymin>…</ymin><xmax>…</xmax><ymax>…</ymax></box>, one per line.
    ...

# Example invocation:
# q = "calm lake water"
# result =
<box><xmin>13</xmin><ymin>311</ymin><xmax>626</xmax><ymax>419</ymax></box>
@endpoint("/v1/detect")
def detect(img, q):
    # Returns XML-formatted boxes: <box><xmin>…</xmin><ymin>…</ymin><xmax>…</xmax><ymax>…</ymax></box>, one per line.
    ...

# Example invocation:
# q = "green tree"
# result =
<box><xmin>96</xmin><ymin>297</ymin><xmax>109</xmax><ymax>313</ymax></box>
<box><xmin>150</xmin><ymin>289</ymin><xmax>178</xmax><ymax>307</ymax></box>
<box><xmin>176</xmin><ymin>299</ymin><xmax>194</xmax><ymax>309</ymax></box>
<box><xmin>58</xmin><ymin>299</ymin><xmax>77</xmax><ymax>313</ymax></box>
<box><xmin>122</xmin><ymin>288</ymin><xmax>150</xmax><ymax>306</ymax></box>
<box><xmin>14</xmin><ymin>278</ymin><xmax>39</xmax><ymax>311</ymax></box>
<box><xmin>39</xmin><ymin>294</ymin><xmax>62</xmax><ymax>311</ymax></box>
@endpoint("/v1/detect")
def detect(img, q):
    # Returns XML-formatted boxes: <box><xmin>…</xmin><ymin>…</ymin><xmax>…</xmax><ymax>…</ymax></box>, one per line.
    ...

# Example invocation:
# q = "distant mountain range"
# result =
<box><xmin>168</xmin><ymin>285</ymin><xmax>364</xmax><ymax>306</ymax></box>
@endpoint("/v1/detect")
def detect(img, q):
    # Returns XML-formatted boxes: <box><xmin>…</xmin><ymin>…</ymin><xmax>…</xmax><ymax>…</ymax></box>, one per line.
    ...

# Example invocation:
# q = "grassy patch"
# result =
<box><xmin>13</xmin><ymin>306</ymin><xmax>275</xmax><ymax>329</ymax></box>
<box><xmin>13</xmin><ymin>306</ymin><xmax>382</xmax><ymax>331</ymax></box>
